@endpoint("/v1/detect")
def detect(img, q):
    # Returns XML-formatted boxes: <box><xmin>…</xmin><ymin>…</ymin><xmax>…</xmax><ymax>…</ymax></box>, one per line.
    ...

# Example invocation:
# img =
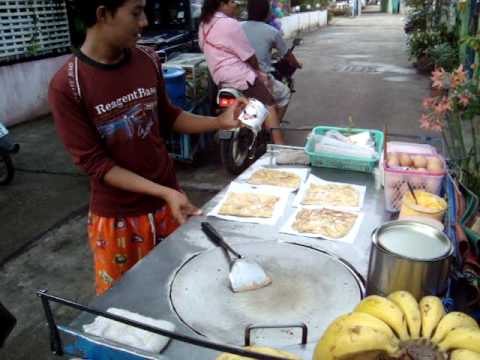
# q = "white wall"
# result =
<box><xmin>0</xmin><ymin>55</ymin><xmax>69</xmax><ymax>127</ymax></box>
<box><xmin>280</xmin><ymin>10</ymin><xmax>328</xmax><ymax>39</ymax></box>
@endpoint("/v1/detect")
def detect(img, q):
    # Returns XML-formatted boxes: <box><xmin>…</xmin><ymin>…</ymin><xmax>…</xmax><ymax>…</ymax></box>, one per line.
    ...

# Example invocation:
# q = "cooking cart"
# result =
<box><xmin>38</xmin><ymin>142</ymin><xmax>457</xmax><ymax>360</ymax></box>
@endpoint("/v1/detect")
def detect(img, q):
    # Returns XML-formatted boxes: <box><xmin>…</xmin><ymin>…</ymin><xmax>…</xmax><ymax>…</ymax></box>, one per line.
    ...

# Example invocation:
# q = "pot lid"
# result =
<box><xmin>169</xmin><ymin>242</ymin><xmax>363</xmax><ymax>346</ymax></box>
<box><xmin>376</xmin><ymin>221</ymin><xmax>452</xmax><ymax>260</ymax></box>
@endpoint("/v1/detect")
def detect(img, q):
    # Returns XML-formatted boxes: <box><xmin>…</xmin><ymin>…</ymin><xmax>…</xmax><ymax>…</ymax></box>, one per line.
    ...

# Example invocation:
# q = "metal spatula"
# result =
<box><xmin>201</xmin><ymin>222</ymin><xmax>272</xmax><ymax>293</ymax></box>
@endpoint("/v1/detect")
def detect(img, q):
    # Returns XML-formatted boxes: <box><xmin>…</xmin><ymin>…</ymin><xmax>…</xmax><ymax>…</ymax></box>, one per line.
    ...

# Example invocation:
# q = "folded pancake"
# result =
<box><xmin>219</xmin><ymin>192</ymin><xmax>280</xmax><ymax>218</ymax></box>
<box><xmin>292</xmin><ymin>208</ymin><xmax>358</xmax><ymax>238</ymax></box>
<box><xmin>248</xmin><ymin>169</ymin><xmax>301</xmax><ymax>188</ymax></box>
<box><xmin>302</xmin><ymin>183</ymin><xmax>359</xmax><ymax>207</ymax></box>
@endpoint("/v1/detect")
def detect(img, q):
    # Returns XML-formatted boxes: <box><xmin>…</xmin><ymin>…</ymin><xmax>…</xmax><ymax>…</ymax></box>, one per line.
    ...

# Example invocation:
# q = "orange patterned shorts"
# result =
<box><xmin>87</xmin><ymin>206</ymin><xmax>179</xmax><ymax>295</ymax></box>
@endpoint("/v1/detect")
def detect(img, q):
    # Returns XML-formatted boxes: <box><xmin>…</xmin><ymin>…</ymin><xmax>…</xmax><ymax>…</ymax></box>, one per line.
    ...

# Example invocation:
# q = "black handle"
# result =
<box><xmin>201</xmin><ymin>222</ymin><xmax>242</xmax><ymax>259</ymax></box>
<box><xmin>289</xmin><ymin>38</ymin><xmax>301</xmax><ymax>51</ymax></box>
<box><xmin>245</xmin><ymin>323</ymin><xmax>308</xmax><ymax>346</ymax></box>
<box><xmin>406</xmin><ymin>182</ymin><xmax>419</xmax><ymax>204</ymax></box>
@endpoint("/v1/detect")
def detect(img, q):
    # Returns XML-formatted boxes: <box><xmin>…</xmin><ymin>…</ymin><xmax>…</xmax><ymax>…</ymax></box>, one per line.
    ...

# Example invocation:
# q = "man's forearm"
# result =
<box><xmin>103</xmin><ymin>165</ymin><xmax>172</xmax><ymax>200</ymax></box>
<box><xmin>173</xmin><ymin>111</ymin><xmax>220</xmax><ymax>134</ymax></box>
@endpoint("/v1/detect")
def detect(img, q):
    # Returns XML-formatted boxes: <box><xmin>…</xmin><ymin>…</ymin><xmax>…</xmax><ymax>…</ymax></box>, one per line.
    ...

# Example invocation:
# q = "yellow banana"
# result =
<box><xmin>313</xmin><ymin>314</ymin><xmax>353</xmax><ymax>360</ymax></box>
<box><xmin>328</xmin><ymin>325</ymin><xmax>400</xmax><ymax>359</ymax></box>
<box><xmin>388</xmin><ymin>290</ymin><xmax>421</xmax><ymax>339</ymax></box>
<box><xmin>450</xmin><ymin>349</ymin><xmax>480</xmax><ymax>360</ymax></box>
<box><xmin>419</xmin><ymin>296</ymin><xmax>445</xmax><ymax>339</ymax></box>
<box><xmin>312</xmin><ymin>312</ymin><xmax>396</xmax><ymax>360</ymax></box>
<box><xmin>216</xmin><ymin>346</ymin><xmax>300</xmax><ymax>360</ymax></box>
<box><xmin>336</xmin><ymin>312</ymin><xmax>396</xmax><ymax>337</ymax></box>
<box><xmin>354</xmin><ymin>295</ymin><xmax>409</xmax><ymax>341</ymax></box>
<box><xmin>438</xmin><ymin>327</ymin><xmax>480</xmax><ymax>353</ymax></box>
<box><xmin>431</xmin><ymin>312</ymin><xmax>479</xmax><ymax>343</ymax></box>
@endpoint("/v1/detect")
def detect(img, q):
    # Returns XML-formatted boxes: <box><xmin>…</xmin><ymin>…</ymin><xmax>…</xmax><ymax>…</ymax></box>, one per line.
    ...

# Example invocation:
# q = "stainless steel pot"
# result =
<box><xmin>366</xmin><ymin>220</ymin><xmax>453</xmax><ymax>300</ymax></box>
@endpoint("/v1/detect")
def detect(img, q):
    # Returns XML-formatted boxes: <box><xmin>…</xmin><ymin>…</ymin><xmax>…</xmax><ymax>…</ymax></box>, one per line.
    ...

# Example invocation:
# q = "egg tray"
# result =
<box><xmin>383</xmin><ymin>154</ymin><xmax>446</xmax><ymax>212</ymax></box>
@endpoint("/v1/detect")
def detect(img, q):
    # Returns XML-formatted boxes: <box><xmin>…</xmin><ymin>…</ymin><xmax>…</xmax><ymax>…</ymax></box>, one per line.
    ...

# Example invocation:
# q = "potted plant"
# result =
<box><xmin>427</xmin><ymin>42</ymin><xmax>459</xmax><ymax>72</ymax></box>
<box><xmin>407</xmin><ymin>30</ymin><xmax>443</xmax><ymax>73</ymax></box>
<box><xmin>420</xmin><ymin>65</ymin><xmax>480</xmax><ymax>194</ymax></box>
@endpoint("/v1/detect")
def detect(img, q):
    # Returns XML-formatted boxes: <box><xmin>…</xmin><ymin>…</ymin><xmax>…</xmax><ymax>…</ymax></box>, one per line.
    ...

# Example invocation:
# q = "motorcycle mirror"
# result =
<box><xmin>293</xmin><ymin>38</ymin><xmax>302</xmax><ymax>47</ymax></box>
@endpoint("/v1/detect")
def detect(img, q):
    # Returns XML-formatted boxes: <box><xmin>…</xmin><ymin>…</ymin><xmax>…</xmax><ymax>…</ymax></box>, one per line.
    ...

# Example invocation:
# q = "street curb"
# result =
<box><xmin>0</xmin><ymin>182</ymin><xmax>223</xmax><ymax>268</ymax></box>
<box><xmin>0</xmin><ymin>204</ymin><xmax>89</xmax><ymax>268</ymax></box>
<box><xmin>0</xmin><ymin>182</ymin><xmax>220</xmax><ymax>268</ymax></box>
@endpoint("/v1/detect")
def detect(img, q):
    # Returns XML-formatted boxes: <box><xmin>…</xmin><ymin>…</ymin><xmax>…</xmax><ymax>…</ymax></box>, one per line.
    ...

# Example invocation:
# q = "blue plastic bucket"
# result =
<box><xmin>163</xmin><ymin>66</ymin><xmax>186</xmax><ymax>109</ymax></box>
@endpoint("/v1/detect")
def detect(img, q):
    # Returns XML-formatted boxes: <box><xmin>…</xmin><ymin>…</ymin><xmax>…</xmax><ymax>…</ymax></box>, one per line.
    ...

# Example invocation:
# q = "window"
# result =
<box><xmin>0</xmin><ymin>0</ymin><xmax>71</xmax><ymax>65</ymax></box>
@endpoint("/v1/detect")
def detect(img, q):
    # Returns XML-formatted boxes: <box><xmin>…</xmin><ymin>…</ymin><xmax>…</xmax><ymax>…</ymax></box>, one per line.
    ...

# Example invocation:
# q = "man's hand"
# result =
<box><xmin>256</xmin><ymin>71</ymin><xmax>270</xmax><ymax>86</ymax></box>
<box><xmin>163</xmin><ymin>188</ymin><xmax>202</xmax><ymax>225</ymax></box>
<box><xmin>217</xmin><ymin>98</ymin><xmax>248</xmax><ymax>130</ymax></box>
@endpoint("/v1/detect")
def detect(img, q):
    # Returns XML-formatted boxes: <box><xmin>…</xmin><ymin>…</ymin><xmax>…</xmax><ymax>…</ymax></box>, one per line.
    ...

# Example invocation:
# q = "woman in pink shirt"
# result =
<box><xmin>199</xmin><ymin>0</ymin><xmax>285</xmax><ymax>144</ymax></box>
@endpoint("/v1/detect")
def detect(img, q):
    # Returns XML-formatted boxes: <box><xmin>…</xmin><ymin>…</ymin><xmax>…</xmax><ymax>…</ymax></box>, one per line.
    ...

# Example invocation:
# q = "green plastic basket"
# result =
<box><xmin>305</xmin><ymin>126</ymin><xmax>384</xmax><ymax>173</ymax></box>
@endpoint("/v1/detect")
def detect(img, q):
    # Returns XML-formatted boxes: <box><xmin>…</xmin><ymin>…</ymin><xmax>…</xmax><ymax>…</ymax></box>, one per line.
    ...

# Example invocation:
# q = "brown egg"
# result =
<box><xmin>427</xmin><ymin>157</ymin><xmax>444</xmax><ymax>172</ymax></box>
<box><xmin>413</xmin><ymin>155</ymin><xmax>428</xmax><ymax>169</ymax></box>
<box><xmin>399</xmin><ymin>153</ymin><xmax>413</xmax><ymax>167</ymax></box>
<box><xmin>387</xmin><ymin>153</ymin><xmax>399</xmax><ymax>167</ymax></box>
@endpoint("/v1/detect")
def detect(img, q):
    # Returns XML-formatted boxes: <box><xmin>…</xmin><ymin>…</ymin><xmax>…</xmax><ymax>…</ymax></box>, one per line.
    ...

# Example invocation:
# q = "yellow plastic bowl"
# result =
<box><xmin>399</xmin><ymin>190</ymin><xmax>447</xmax><ymax>222</ymax></box>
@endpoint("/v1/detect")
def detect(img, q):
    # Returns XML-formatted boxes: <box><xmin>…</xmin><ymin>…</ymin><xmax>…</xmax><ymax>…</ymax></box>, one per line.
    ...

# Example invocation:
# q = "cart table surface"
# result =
<box><xmin>64</xmin><ymin>148</ymin><xmax>389</xmax><ymax>359</ymax></box>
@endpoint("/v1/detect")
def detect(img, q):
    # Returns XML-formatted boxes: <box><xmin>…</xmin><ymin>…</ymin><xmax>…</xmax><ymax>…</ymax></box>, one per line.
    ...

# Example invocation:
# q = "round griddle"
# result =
<box><xmin>169</xmin><ymin>242</ymin><xmax>364</xmax><ymax>346</ymax></box>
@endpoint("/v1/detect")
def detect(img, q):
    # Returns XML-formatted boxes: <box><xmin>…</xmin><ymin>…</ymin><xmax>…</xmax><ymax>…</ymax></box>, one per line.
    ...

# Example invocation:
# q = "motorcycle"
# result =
<box><xmin>271</xmin><ymin>37</ymin><xmax>303</xmax><ymax>93</ymax></box>
<box><xmin>0</xmin><ymin>122</ymin><xmax>20</xmax><ymax>185</ymax></box>
<box><xmin>215</xmin><ymin>38</ymin><xmax>302</xmax><ymax>175</ymax></box>
<box><xmin>0</xmin><ymin>300</ymin><xmax>16</xmax><ymax>348</ymax></box>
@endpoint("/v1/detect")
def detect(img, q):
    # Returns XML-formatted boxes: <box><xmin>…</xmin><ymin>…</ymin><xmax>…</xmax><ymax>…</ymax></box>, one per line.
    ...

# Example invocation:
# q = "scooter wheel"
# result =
<box><xmin>219</xmin><ymin>128</ymin><xmax>255</xmax><ymax>175</ymax></box>
<box><xmin>0</xmin><ymin>154</ymin><xmax>15</xmax><ymax>185</ymax></box>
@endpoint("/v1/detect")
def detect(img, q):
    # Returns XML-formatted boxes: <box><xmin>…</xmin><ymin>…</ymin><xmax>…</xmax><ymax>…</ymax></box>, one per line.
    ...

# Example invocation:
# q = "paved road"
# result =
<box><xmin>0</xmin><ymin>11</ymin><xmax>434</xmax><ymax>359</ymax></box>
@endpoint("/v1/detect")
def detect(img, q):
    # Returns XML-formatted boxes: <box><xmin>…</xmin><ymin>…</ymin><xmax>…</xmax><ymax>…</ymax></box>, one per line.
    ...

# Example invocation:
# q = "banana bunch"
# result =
<box><xmin>313</xmin><ymin>291</ymin><xmax>480</xmax><ymax>360</ymax></box>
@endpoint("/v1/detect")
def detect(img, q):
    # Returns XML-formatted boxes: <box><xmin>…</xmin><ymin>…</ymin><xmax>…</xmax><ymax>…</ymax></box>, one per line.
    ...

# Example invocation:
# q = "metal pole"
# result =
<box><xmin>37</xmin><ymin>290</ymin><xmax>64</xmax><ymax>356</ymax></box>
<box><xmin>36</xmin><ymin>290</ymin><xmax>293</xmax><ymax>360</ymax></box>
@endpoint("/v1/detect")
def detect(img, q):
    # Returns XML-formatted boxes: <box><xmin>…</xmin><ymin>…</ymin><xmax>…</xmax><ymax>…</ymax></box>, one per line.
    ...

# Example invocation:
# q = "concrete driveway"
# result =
<box><xmin>288</xmin><ymin>13</ymin><xmax>430</xmax><ymax>135</ymax></box>
<box><xmin>0</xmin><ymin>11</ymin><xmax>435</xmax><ymax>360</ymax></box>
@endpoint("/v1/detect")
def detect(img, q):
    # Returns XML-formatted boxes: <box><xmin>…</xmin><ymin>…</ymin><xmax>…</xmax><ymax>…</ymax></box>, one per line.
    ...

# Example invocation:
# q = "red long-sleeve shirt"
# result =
<box><xmin>48</xmin><ymin>46</ymin><xmax>182</xmax><ymax>217</ymax></box>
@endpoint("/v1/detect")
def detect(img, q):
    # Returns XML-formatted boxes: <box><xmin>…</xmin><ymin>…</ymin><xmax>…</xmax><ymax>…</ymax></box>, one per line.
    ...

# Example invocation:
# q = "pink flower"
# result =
<box><xmin>420</xmin><ymin>114</ymin><xmax>432</xmax><ymax>129</ymax></box>
<box><xmin>433</xmin><ymin>97</ymin><xmax>452</xmax><ymax>114</ymax></box>
<box><xmin>420</xmin><ymin>111</ymin><xmax>445</xmax><ymax>132</ymax></box>
<box><xmin>459</xmin><ymin>94</ymin><xmax>470</xmax><ymax>107</ymax></box>
<box><xmin>422</xmin><ymin>97</ymin><xmax>435</xmax><ymax>109</ymax></box>
<box><xmin>431</xmin><ymin>68</ymin><xmax>446</xmax><ymax>89</ymax></box>
<box><xmin>451</xmin><ymin>64</ymin><xmax>468</xmax><ymax>89</ymax></box>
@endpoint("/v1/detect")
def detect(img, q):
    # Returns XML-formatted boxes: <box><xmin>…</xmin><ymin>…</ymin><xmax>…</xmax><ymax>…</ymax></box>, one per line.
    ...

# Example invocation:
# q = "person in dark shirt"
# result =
<box><xmin>49</xmin><ymin>0</ymin><xmax>245</xmax><ymax>294</ymax></box>
<box><xmin>242</xmin><ymin>0</ymin><xmax>302</xmax><ymax>122</ymax></box>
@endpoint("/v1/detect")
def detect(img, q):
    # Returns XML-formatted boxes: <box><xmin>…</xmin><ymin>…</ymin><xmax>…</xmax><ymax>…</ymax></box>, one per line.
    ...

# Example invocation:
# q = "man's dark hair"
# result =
<box><xmin>199</xmin><ymin>0</ymin><xmax>230</xmax><ymax>24</ymax></box>
<box><xmin>67</xmin><ymin>0</ymin><xmax>129</xmax><ymax>28</ymax></box>
<box><xmin>247</xmin><ymin>0</ymin><xmax>270</xmax><ymax>22</ymax></box>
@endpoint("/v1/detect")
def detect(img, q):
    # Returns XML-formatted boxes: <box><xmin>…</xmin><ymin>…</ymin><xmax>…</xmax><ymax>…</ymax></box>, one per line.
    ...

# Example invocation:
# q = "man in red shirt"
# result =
<box><xmin>49</xmin><ymin>0</ymin><xmax>245</xmax><ymax>294</ymax></box>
